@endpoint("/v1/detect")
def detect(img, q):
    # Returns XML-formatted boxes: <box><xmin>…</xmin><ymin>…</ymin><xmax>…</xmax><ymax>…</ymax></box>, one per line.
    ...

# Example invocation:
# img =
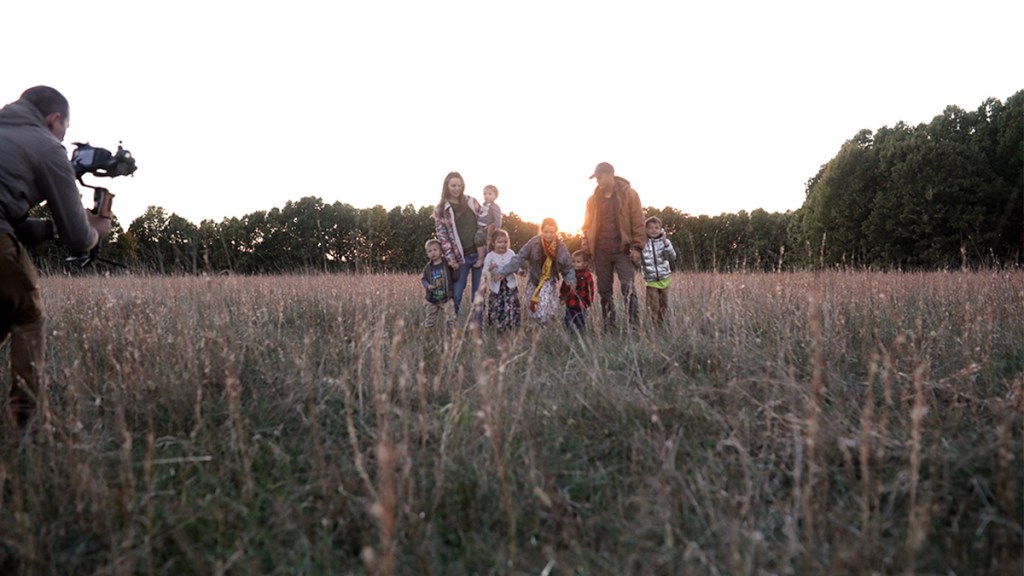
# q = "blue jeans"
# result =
<box><xmin>452</xmin><ymin>251</ymin><xmax>482</xmax><ymax>321</ymax></box>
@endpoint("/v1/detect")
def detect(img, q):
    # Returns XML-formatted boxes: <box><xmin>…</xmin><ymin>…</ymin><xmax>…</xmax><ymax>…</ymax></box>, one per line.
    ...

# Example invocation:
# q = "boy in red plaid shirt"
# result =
<box><xmin>560</xmin><ymin>250</ymin><xmax>595</xmax><ymax>332</ymax></box>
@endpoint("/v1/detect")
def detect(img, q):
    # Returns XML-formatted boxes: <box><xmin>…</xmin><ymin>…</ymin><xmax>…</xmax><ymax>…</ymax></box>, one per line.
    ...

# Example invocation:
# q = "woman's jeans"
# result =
<box><xmin>452</xmin><ymin>251</ymin><xmax>483</xmax><ymax>323</ymax></box>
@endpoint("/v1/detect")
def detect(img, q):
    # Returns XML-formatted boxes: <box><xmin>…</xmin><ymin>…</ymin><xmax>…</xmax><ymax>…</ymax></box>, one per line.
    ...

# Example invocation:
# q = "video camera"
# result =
<box><xmin>66</xmin><ymin>142</ymin><xmax>137</xmax><ymax>268</ymax></box>
<box><xmin>70</xmin><ymin>141</ymin><xmax>136</xmax><ymax>218</ymax></box>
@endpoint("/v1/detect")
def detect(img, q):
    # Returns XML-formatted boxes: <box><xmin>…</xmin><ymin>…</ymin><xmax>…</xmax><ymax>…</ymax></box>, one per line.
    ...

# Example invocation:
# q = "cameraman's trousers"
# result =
<box><xmin>0</xmin><ymin>232</ymin><xmax>44</xmax><ymax>431</ymax></box>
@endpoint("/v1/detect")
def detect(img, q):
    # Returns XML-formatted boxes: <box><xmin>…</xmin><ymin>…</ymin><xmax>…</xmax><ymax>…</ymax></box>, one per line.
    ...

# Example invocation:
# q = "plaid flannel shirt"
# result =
<box><xmin>560</xmin><ymin>270</ymin><xmax>594</xmax><ymax>310</ymax></box>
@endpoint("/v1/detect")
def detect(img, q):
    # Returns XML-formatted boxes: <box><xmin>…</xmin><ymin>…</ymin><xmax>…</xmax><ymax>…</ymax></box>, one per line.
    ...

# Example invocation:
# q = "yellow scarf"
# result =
<box><xmin>529</xmin><ymin>237</ymin><xmax>558</xmax><ymax>312</ymax></box>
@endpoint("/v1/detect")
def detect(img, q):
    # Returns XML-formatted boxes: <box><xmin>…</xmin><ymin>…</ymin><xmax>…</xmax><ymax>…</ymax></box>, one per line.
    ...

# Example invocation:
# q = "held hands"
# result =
<box><xmin>489</xmin><ymin>262</ymin><xmax>505</xmax><ymax>282</ymax></box>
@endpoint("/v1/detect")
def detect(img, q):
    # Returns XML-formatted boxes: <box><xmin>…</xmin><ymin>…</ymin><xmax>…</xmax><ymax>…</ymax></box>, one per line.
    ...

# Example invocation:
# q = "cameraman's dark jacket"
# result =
<box><xmin>0</xmin><ymin>98</ymin><xmax>97</xmax><ymax>252</ymax></box>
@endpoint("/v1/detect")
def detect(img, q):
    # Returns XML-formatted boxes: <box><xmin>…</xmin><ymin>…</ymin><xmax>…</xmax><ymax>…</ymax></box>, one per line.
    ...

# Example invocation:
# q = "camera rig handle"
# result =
<box><xmin>76</xmin><ymin>180</ymin><xmax>115</xmax><ymax>219</ymax></box>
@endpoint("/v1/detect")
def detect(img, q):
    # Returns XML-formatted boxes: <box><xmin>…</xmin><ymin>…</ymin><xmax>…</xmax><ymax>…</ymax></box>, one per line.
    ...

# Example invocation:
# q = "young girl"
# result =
<box><xmin>482</xmin><ymin>229</ymin><xmax>520</xmax><ymax>331</ymax></box>
<box><xmin>494</xmin><ymin>218</ymin><xmax>575</xmax><ymax>326</ymax></box>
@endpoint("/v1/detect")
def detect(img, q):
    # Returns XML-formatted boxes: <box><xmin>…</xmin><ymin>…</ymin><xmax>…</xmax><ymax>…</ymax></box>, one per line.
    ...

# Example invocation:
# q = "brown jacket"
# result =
<box><xmin>582</xmin><ymin>176</ymin><xmax>645</xmax><ymax>255</ymax></box>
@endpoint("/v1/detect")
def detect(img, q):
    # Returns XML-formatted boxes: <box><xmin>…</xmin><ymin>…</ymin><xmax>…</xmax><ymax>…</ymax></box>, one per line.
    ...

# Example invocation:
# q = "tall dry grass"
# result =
<box><xmin>0</xmin><ymin>270</ymin><xmax>1021</xmax><ymax>575</ymax></box>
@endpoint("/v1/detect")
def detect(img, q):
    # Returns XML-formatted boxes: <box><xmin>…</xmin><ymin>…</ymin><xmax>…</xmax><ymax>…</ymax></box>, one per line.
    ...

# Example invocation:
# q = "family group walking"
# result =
<box><xmin>421</xmin><ymin>162</ymin><xmax>677</xmax><ymax>334</ymax></box>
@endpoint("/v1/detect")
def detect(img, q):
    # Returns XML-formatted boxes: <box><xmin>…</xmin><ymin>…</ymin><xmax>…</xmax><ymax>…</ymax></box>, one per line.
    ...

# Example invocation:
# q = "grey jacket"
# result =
<box><xmin>641</xmin><ymin>233</ymin><xmax>676</xmax><ymax>282</ymax></box>
<box><xmin>0</xmin><ymin>98</ymin><xmax>97</xmax><ymax>251</ymax></box>
<box><xmin>498</xmin><ymin>235</ymin><xmax>576</xmax><ymax>288</ymax></box>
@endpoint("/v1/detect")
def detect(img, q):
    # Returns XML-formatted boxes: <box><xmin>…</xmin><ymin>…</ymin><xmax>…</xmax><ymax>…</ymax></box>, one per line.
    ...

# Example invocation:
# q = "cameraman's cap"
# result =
<box><xmin>589</xmin><ymin>162</ymin><xmax>614</xmax><ymax>179</ymax></box>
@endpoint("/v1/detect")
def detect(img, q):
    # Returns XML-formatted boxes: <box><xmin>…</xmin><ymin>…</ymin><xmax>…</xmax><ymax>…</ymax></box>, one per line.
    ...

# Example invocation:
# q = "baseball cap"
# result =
<box><xmin>589</xmin><ymin>162</ymin><xmax>614</xmax><ymax>179</ymax></box>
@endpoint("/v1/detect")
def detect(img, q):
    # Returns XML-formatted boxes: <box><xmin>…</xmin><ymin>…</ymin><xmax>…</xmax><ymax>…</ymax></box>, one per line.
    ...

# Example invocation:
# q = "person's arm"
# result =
<box><xmin>482</xmin><ymin>253</ymin><xmax>500</xmax><ymax>288</ymax></box>
<box><xmin>581</xmin><ymin>196</ymin><xmax>594</xmax><ymax>255</ymax></box>
<box><xmin>627</xmin><ymin>189</ymin><xmax>645</xmax><ymax>252</ymax></box>
<box><xmin>433</xmin><ymin>206</ymin><xmax>461</xmax><ymax>268</ymax></box>
<box><xmin>38</xmin><ymin>142</ymin><xmax>100</xmax><ymax>252</ymax></box>
<box><xmin>485</xmin><ymin>252</ymin><xmax>503</xmax><ymax>272</ymax></box>
<box><xmin>557</xmin><ymin>243</ymin><xmax>576</xmax><ymax>287</ymax></box>
<box><xmin>13</xmin><ymin>218</ymin><xmax>56</xmax><ymax>246</ymax></box>
<box><xmin>663</xmin><ymin>237</ymin><xmax>677</xmax><ymax>262</ymax></box>
<box><xmin>574</xmin><ymin>274</ymin><xmax>591</xmax><ymax>308</ymax></box>
<box><xmin>421</xmin><ymin>265</ymin><xmax>431</xmax><ymax>291</ymax></box>
<box><xmin>639</xmin><ymin>240</ymin><xmax>651</xmax><ymax>265</ymax></box>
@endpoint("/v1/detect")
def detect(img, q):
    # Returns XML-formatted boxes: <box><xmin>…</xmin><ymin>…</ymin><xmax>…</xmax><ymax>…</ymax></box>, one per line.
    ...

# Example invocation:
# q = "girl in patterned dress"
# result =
<box><xmin>482</xmin><ymin>229</ymin><xmax>521</xmax><ymax>332</ymax></box>
<box><xmin>493</xmin><ymin>218</ymin><xmax>575</xmax><ymax>326</ymax></box>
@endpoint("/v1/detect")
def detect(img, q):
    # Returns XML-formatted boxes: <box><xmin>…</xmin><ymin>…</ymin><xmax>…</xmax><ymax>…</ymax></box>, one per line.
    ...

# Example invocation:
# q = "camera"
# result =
<box><xmin>70</xmin><ymin>142</ymin><xmax>136</xmax><ymax>218</ymax></box>
<box><xmin>71</xmin><ymin>141</ymin><xmax>136</xmax><ymax>179</ymax></box>
<box><xmin>63</xmin><ymin>142</ymin><xmax>137</xmax><ymax>268</ymax></box>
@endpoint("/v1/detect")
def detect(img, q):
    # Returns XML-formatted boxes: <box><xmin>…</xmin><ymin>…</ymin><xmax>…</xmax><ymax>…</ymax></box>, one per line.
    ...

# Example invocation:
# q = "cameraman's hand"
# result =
<box><xmin>86</xmin><ymin>210</ymin><xmax>113</xmax><ymax>240</ymax></box>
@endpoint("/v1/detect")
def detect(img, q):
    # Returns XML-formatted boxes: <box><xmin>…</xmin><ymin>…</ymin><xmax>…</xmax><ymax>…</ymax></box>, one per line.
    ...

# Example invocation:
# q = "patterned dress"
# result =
<box><xmin>484</xmin><ymin>250</ymin><xmax>521</xmax><ymax>331</ymax></box>
<box><xmin>525</xmin><ymin>280</ymin><xmax>560</xmax><ymax>325</ymax></box>
<box><xmin>487</xmin><ymin>278</ymin><xmax>521</xmax><ymax>331</ymax></box>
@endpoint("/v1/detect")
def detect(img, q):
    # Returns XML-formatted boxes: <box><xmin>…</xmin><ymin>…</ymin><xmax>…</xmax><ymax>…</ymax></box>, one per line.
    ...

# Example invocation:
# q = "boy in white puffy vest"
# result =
<box><xmin>640</xmin><ymin>216</ymin><xmax>677</xmax><ymax>327</ymax></box>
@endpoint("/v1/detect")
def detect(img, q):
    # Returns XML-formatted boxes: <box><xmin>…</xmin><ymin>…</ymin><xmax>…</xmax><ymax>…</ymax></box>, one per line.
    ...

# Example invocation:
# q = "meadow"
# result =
<box><xmin>1</xmin><ymin>271</ymin><xmax>1021</xmax><ymax>575</ymax></box>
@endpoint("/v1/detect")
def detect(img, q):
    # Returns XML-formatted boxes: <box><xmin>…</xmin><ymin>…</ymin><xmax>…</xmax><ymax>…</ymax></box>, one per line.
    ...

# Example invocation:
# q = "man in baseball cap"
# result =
<box><xmin>581</xmin><ymin>162</ymin><xmax>645</xmax><ymax>331</ymax></box>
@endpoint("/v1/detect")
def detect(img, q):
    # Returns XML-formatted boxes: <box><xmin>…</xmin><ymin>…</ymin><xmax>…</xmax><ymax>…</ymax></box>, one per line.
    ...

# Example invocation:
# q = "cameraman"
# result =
<box><xmin>0</xmin><ymin>86</ymin><xmax>112</xmax><ymax>435</ymax></box>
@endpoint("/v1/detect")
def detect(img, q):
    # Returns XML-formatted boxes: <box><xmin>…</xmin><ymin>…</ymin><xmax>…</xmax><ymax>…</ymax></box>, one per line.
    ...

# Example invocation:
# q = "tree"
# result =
<box><xmin>127</xmin><ymin>206</ymin><xmax>171</xmax><ymax>273</ymax></box>
<box><xmin>747</xmin><ymin>208</ymin><xmax>790</xmax><ymax>272</ymax></box>
<box><xmin>73</xmin><ymin>90</ymin><xmax>1022</xmax><ymax>277</ymax></box>
<box><xmin>988</xmin><ymin>92</ymin><xmax>1024</xmax><ymax>262</ymax></box>
<box><xmin>387</xmin><ymin>204</ymin><xmax>435</xmax><ymax>271</ymax></box>
<box><xmin>801</xmin><ymin>129</ymin><xmax>878</xmax><ymax>267</ymax></box>
<box><xmin>501</xmin><ymin>212</ymin><xmax>537</xmax><ymax>252</ymax></box>
<box><xmin>345</xmin><ymin>205</ymin><xmax>393</xmax><ymax>272</ymax></box>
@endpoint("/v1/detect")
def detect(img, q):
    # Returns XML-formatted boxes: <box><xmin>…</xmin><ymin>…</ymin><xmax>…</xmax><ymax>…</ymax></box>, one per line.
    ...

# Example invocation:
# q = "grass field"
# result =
<box><xmin>1</xmin><ymin>271</ymin><xmax>1022</xmax><ymax>575</ymax></box>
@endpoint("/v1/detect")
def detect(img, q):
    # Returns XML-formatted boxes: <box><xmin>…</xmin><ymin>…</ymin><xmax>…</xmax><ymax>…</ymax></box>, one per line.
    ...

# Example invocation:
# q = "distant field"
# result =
<box><xmin>1</xmin><ymin>271</ymin><xmax>1021</xmax><ymax>574</ymax></box>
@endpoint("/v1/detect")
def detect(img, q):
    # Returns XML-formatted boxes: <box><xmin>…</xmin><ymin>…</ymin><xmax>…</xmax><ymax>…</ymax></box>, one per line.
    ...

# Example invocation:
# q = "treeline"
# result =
<box><xmin>31</xmin><ymin>91</ymin><xmax>1022</xmax><ymax>274</ymax></box>
<box><xmin>793</xmin><ymin>91</ymin><xmax>1022</xmax><ymax>269</ymax></box>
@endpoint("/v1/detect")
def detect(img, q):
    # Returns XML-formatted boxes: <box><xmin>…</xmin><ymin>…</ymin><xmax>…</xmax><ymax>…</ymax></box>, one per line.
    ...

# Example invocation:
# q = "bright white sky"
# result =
<box><xmin>4</xmin><ymin>1</ymin><xmax>1021</xmax><ymax>234</ymax></box>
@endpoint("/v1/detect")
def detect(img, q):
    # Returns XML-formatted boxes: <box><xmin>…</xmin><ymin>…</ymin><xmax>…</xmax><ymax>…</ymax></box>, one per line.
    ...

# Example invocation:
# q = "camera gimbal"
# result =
<box><xmin>66</xmin><ymin>142</ymin><xmax>137</xmax><ymax>268</ymax></box>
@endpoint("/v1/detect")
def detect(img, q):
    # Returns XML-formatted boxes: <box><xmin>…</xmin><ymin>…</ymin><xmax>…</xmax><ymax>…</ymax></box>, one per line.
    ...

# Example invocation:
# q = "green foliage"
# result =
<box><xmin>800</xmin><ymin>131</ymin><xmax>878</xmax><ymax>266</ymax></box>
<box><xmin>23</xmin><ymin>92</ymin><xmax>1021</xmax><ymax>274</ymax></box>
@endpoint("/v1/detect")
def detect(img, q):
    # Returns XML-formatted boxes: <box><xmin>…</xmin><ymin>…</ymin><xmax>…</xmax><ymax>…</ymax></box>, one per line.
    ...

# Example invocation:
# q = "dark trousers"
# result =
<box><xmin>0</xmin><ymin>233</ymin><xmax>45</xmax><ymax>430</ymax></box>
<box><xmin>564</xmin><ymin>307</ymin><xmax>587</xmax><ymax>332</ymax></box>
<box><xmin>594</xmin><ymin>250</ymin><xmax>638</xmax><ymax>330</ymax></box>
